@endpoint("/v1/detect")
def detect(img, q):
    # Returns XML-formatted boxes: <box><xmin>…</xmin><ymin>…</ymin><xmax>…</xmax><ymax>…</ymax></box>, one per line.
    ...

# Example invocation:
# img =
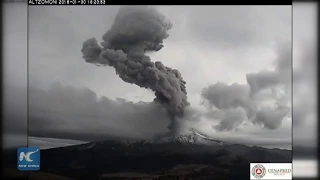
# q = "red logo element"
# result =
<box><xmin>256</xmin><ymin>168</ymin><xmax>263</xmax><ymax>175</ymax></box>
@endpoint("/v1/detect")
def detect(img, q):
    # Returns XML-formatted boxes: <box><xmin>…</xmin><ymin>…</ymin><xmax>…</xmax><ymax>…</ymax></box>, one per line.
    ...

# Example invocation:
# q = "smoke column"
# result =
<box><xmin>81</xmin><ymin>6</ymin><xmax>189</xmax><ymax>133</ymax></box>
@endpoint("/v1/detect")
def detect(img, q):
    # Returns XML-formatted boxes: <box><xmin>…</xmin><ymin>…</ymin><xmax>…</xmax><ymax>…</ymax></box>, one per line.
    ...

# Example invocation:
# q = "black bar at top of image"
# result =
<box><xmin>28</xmin><ymin>0</ymin><xmax>292</xmax><ymax>5</ymax></box>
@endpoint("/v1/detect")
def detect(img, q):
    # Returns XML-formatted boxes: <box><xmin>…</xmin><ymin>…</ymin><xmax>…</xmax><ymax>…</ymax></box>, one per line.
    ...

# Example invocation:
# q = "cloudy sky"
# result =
<box><xmin>26</xmin><ymin>5</ymin><xmax>293</xmax><ymax>149</ymax></box>
<box><xmin>292</xmin><ymin>3</ymin><xmax>317</xmax><ymax>148</ymax></box>
<box><xmin>4</xmin><ymin>4</ymin><xmax>298</xmax><ymax>150</ymax></box>
<box><xmin>3</xmin><ymin>2</ymin><xmax>28</xmax><ymax>149</ymax></box>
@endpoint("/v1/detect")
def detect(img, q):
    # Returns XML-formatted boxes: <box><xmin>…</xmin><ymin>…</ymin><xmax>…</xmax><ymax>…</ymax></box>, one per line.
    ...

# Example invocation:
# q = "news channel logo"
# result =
<box><xmin>17</xmin><ymin>147</ymin><xmax>40</xmax><ymax>171</ymax></box>
<box><xmin>250</xmin><ymin>163</ymin><xmax>292</xmax><ymax>179</ymax></box>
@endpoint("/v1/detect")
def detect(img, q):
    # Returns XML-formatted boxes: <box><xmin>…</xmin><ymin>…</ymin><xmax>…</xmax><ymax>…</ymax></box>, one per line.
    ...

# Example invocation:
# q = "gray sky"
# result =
<box><xmin>4</xmin><ymin>4</ymin><xmax>296</xmax><ymax>150</ymax></box>
<box><xmin>292</xmin><ymin>3</ymin><xmax>318</xmax><ymax>148</ymax></box>
<box><xmin>2</xmin><ymin>2</ymin><xmax>28</xmax><ymax>149</ymax></box>
<box><xmin>27</xmin><ymin>5</ymin><xmax>292</xmax><ymax>149</ymax></box>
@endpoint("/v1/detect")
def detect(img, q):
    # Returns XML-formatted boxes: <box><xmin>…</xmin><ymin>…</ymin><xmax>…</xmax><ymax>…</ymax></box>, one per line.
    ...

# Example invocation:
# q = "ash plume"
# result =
<box><xmin>81</xmin><ymin>6</ymin><xmax>189</xmax><ymax>133</ymax></box>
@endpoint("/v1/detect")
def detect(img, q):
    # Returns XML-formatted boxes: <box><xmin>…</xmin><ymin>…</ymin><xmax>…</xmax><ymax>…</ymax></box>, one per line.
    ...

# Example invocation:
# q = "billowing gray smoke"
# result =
<box><xmin>201</xmin><ymin>42</ymin><xmax>291</xmax><ymax>131</ymax></box>
<box><xmin>81</xmin><ymin>6</ymin><xmax>189</xmax><ymax>133</ymax></box>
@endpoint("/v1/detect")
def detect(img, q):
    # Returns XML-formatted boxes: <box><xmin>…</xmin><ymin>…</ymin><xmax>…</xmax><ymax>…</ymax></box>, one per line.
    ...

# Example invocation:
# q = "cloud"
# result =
<box><xmin>28</xmin><ymin>83</ymin><xmax>171</xmax><ymax>141</ymax></box>
<box><xmin>2</xmin><ymin>3</ymin><xmax>28</xmax><ymax>149</ymax></box>
<box><xmin>24</xmin><ymin>82</ymin><xmax>292</xmax><ymax>148</ymax></box>
<box><xmin>213</xmin><ymin>107</ymin><xmax>248</xmax><ymax>131</ymax></box>
<box><xmin>25</xmin><ymin>81</ymin><xmax>291</xmax><ymax>146</ymax></box>
<box><xmin>292</xmin><ymin>41</ymin><xmax>317</xmax><ymax>127</ymax></box>
<box><xmin>253</xmin><ymin>106</ymin><xmax>290</xmax><ymax>129</ymax></box>
<box><xmin>291</xmin><ymin>3</ymin><xmax>317</xmax><ymax>150</ymax></box>
<box><xmin>200</xmin><ymin>42</ymin><xmax>291</xmax><ymax>131</ymax></box>
<box><xmin>246</xmin><ymin>41</ymin><xmax>291</xmax><ymax>96</ymax></box>
<box><xmin>202</xmin><ymin>82</ymin><xmax>250</xmax><ymax>109</ymax></box>
<box><xmin>21</xmin><ymin>5</ymin><xmax>292</xmax><ymax>149</ymax></box>
<box><xmin>201</xmin><ymin>82</ymin><xmax>255</xmax><ymax>119</ymax></box>
<box><xmin>178</xmin><ymin>6</ymin><xmax>291</xmax><ymax>49</ymax></box>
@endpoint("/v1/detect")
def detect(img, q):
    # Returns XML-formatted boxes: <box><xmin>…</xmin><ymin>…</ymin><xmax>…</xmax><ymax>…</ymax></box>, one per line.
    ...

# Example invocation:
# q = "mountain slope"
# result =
<box><xmin>36</xmin><ymin>130</ymin><xmax>291</xmax><ymax>180</ymax></box>
<box><xmin>143</xmin><ymin>129</ymin><xmax>225</xmax><ymax>146</ymax></box>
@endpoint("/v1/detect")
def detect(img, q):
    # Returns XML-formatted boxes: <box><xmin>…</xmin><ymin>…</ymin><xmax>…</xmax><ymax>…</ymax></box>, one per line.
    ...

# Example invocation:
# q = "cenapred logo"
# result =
<box><xmin>17</xmin><ymin>147</ymin><xmax>40</xmax><ymax>171</ymax></box>
<box><xmin>250</xmin><ymin>163</ymin><xmax>292</xmax><ymax>179</ymax></box>
<box><xmin>251</xmin><ymin>164</ymin><xmax>266</xmax><ymax>179</ymax></box>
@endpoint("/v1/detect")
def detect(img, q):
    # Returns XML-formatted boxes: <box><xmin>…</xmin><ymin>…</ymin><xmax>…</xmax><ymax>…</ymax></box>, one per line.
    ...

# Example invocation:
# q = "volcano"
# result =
<box><xmin>30</xmin><ymin>129</ymin><xmax>291</xmax><ymax>180</ymax></box>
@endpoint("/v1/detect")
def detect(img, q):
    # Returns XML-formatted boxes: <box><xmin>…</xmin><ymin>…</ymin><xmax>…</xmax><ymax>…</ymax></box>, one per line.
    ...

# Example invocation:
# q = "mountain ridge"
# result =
<box><xmin>35</xmin><ymin>129</ymin><xmax>291</xmax><ymax>179</ymax></box>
